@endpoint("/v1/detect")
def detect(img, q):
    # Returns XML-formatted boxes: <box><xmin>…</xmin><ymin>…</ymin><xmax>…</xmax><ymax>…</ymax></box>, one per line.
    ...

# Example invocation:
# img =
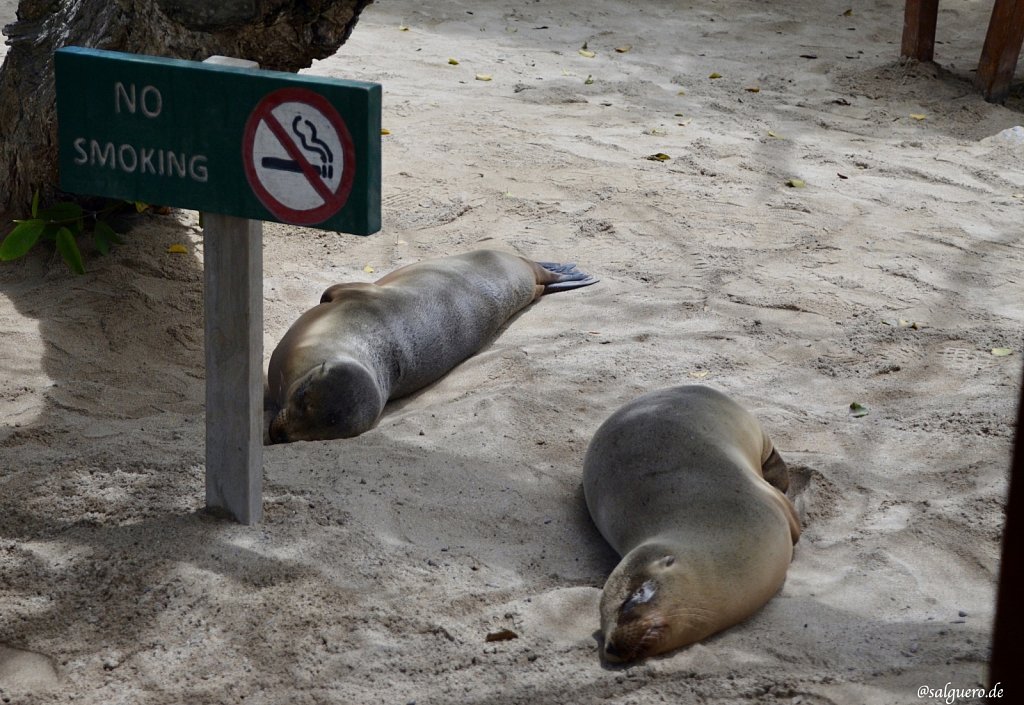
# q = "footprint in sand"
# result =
<box><xmin>0</xmin><ymin>644</ymin><xmax>59</xmax><ymax>690</ymax></box>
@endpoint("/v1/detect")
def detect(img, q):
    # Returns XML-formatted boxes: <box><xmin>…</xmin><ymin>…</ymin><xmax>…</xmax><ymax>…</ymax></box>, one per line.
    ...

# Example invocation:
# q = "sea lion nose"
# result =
<box><xmin>603</xmin><ymin>639</ymin><xmax>625</xmax><ymax>662</ymax></box>
<box><xmin>268</xmin><ymin>419</ymin><xmax>289</xmax><ymax>444</ymax></box>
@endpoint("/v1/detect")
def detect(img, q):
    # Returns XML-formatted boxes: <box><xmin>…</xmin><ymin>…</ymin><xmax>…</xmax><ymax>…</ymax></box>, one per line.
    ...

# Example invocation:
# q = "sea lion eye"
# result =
<box><xmin>660</xmin><ymin>556</ymin><xmax>676</xmax><ymax>568</ymax></box>
<box><xmin>621</xmin><ymin>580</ymin><xmax>656</xmax><ymax>615</ymax></box>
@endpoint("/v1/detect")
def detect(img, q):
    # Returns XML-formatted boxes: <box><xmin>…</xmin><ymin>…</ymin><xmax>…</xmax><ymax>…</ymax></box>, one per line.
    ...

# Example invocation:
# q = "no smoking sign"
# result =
<box><xmin>58</xmin><ymin>49</ymin><xmax>380</xmax><ymax>234</ymax></box>
<box><xmin>243</xmin><ymin>87</ymin><xmax>356</xmax><ymax>226</ymax></box>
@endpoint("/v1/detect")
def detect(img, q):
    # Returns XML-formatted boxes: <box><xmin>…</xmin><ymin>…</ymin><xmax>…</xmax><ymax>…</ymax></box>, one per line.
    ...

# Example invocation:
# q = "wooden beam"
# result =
<box><xmin>901</xmin><ymin>0</ymin><xmax>940</xmax><ymax>61</ymax></box>
<box><xmin>202</xmin><ymin>56</ymin><xmax>264</xmax><ymax>525</ymax></box>
<box><xmin>975</xmin><ymin>0</ymin><xmax>1024</xmax><ymax>102</ymax></box>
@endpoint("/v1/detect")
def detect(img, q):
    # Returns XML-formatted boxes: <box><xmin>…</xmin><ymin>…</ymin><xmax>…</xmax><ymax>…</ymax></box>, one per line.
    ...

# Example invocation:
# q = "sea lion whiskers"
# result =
<box><xmin>604</xmin><ymin>590</ymin><xmax>718</xmax><ymax>662</ymax></box>
<box><xmin>604</xmin><ymin>597</ymin><xmax>727</xmax><ymax>662</ymax></box>
<box><xmin>605</xmin><ymin>621</ymin><xmax>666</xmax><ymax>662</ymax></box>
<box><xmin>634</xmin><ymin>622</ymin><xmax>667</xmax><ymax>654</ymax></box>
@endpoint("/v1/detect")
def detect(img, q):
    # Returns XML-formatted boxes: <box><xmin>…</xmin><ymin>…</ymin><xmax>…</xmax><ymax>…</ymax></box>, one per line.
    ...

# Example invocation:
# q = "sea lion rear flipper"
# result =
<box><xmin>320</xmin><ymin>281</ymin><xmax>377</xmax><ymax>303</ymax></box>
<box><xmin>535</xmin><ymin>261</ymin><xmax>599</xmax><ymax>292</ymax></box>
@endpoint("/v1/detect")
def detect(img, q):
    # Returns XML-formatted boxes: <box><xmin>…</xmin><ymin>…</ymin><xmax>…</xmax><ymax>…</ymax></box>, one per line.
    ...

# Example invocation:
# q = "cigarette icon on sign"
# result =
<box><xmin>260</xmin><ymin>115</ymin><xmax>335</xmax><ymax>179</ymax></box>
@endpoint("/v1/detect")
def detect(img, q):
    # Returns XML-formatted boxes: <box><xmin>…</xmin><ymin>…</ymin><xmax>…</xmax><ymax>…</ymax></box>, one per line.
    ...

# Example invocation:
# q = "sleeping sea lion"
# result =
<box><xmin>582</xmin><ymin>385</ymin><xmax>800</xmax><ymax>662</ymax></box>
<box><xmin>267</xmin><ymin>249</ymin><xmax>596</xmax><ymax>442</ymax></box>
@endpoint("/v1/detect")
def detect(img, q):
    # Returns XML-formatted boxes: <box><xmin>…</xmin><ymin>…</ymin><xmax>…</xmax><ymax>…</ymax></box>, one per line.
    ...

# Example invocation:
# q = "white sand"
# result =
<box><xmin>2</xmin><ymin>0</ymin><xmax>1022</xmax><ymax>702</ymax></box>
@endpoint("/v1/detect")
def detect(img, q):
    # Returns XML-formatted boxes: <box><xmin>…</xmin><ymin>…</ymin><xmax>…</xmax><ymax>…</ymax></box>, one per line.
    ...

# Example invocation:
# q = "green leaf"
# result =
<box><xmin>41</xmin><ymin>223</ymin><xmax>60</xmax><ymax>241</ymax></box>
<box><xmin>30</xmin><ymin>190</ymin><xmax>39</xmax><ymax>218</ymax></box>
<box><xmin>134</xmin><ymin>200</ymin><xmax>149</xmax><ymax>213</ymax></box>
<box><xmin>0</xmin><ymin>219</ymin><xmax>46</xmax><ymax>260</ymax></box>
<box><xmin>55</xmin><ymin>227</ymin><xmax>85</xmax><ymax>274</ymax></box>
<box><xmin>991</xmin><ymin>347</ymin><xmax>1013</xmax><ymax>357</ymax></box>
<box><xmin>37</xmin><ymin>202</ymin><xmax>83</xmax><ymax>222</ymax></box>
<box><xmin>849</xmin><ymin>402</ymin><xmax>869</xmax><ymax>418</ymax></box>
<box><xmin>93</xmin><ymin>220</ymin><xmax>121</xmax><ymax>255</ymax></box>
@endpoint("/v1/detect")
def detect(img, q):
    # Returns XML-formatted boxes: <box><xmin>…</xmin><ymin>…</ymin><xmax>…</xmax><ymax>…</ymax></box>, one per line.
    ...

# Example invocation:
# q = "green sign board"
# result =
<box><xmin>54</xmin><ymin>47</ymin><xmax>381</xmax><ymax>235</ymax></box>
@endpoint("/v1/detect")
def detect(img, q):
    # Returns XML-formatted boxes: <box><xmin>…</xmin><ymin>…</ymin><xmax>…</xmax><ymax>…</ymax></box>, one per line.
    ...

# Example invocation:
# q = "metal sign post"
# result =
<box><xmin>54</xmin><ymin>48</ymin><xmax>382</xmax><ymax>523</ymax></box>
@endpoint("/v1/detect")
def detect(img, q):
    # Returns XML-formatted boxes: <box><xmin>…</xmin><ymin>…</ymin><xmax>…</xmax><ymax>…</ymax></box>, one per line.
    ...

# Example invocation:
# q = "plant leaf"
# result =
<box><xmin>0</xmin><ymin>219</ymin><xmax>46</xmax><ymax>260</ymax></box>
<box><xmin>37</xmin><ymin>202</ymin><xmax>83</xmax><ymax>222</ymax></box>
<box><xmin>167</xmin><ymin>243</ymin><xmax>188</xmax><ymax>254</ymax></box>
<box><xmin>709</xmin><ymin>72</ymin><xmax>722</xmax><ymax>79</ymax></box>
<box><xmin>645</xmin><ymin>152</ymin><xmax>671</xmax><ymax>161</ymax></box>
<box><xmin>448</xmin><ymin>57</ymin><xmax>459</xmax><ymax>65</ymax></box>
<box><xmin>992</xmin><ymin>347</ymin><xmax>1013</xmax><ymax>357</ymax></box>
<box><xmin>134</xmin><ymin>201</ymin><xmax>149</xmax><ymax>213</ymax></box>
<box><xmin>786</xmin><ymin>178</ymin><xmax>806</xmax><ymax>188</ymax></box>
<box><xmin>93</xmin><ymin>220</ymin><xmax>117</xmax><ymax>255</ymax></box>
<box><xmin>579</xmin><ymin>49</ymin><xmax>596</xmax><ymax>58</ymax></box>
<box><xmin>849</xmin><ymin>402</ymin><xmax>869</xmax><ymax>418</ymax></box>
<box><xmin>475</xmin><ymin>73</ymin><xmax>493</xmax><ymax>81</ymax></box>
<box><xmin>55</xmin><ymin>226</ymin><xmax>85</xmax><ymax>274</ymax></box>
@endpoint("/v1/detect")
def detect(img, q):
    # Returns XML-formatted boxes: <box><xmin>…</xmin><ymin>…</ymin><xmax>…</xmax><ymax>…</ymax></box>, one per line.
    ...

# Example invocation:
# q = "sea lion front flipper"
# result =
<box><xmin>535</xmin><ymin>261</ymin><xmax>599</xmax><ymax>292</ymax></box>
<box><xmin>761</xmin><ymin>446</ymin><xmax>801</xmax><ymax>543</ymax></box>
<box><xmin>263</xmin><ymin>375</ymin><xmax>279</xmax><ymax>446</ymax></box>
<box><xmin>760</xmin><ymin>446</ymin><xmax>790</xmax><ymax>493</ymax></box>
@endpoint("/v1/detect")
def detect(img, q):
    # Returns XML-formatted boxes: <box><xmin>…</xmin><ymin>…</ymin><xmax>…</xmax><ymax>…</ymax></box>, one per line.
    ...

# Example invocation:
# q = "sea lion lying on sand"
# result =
<box><xmin>266</xmin><ymin>249</ymin><xmax>596</xmax><ymax>443</ymax></box>
<box><xmin>583</xmin><ymin>385</ymin><xmax>800</xmax><ymax>662</ymax></box>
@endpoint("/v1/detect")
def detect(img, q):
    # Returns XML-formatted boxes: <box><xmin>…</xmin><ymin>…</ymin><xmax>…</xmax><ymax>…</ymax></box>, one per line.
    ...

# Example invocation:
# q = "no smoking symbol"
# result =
<box><xmin>243</xmin><ymin>87</ymin><xmax>356</xmax><ymax>225</ymax></box>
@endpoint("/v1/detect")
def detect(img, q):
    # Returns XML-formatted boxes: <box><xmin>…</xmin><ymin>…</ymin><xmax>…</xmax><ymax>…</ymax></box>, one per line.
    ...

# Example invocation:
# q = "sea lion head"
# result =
<box><xmin>598</xmin><ymin>542</ymin><xmax>705</xmax><ymax>663</ymax></box>
<box><xmin>268</xmin><ymin>359</ymin><xmax>384</xmax><ymax>443</ymax></box>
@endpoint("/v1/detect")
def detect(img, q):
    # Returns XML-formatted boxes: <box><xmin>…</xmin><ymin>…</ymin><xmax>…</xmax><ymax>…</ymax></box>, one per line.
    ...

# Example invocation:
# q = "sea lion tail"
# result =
<box><xmin>535</xmin><ymin>261</ymin><xmax>599</xmax><ymax>292</ymax></box>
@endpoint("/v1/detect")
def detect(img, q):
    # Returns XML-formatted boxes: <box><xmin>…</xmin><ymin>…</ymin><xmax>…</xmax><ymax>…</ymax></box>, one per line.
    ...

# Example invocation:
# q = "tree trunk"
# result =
<box><xmin>0</xmin><ymin>0</ymin><xmax>373</xmax><ymax>219</ymax></box>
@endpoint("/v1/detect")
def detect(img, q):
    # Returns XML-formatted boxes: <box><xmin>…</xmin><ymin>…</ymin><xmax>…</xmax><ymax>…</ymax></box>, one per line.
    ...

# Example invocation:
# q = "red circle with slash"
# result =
<box><xmin>242</xmin><ymin>87</ymin><xmax>356</xmax><ymax>225</ymax></box>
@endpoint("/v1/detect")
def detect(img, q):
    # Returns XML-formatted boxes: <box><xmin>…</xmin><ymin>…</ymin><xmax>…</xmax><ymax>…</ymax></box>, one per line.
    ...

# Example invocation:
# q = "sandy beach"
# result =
<box><xmin>2</xmin><ymin>0</ymin><xmax>1022</xmax><ymax>702</ymax></box>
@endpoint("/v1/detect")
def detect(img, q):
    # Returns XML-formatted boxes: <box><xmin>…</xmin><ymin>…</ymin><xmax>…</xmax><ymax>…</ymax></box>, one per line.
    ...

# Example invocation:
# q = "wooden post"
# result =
<box><xmin>901</xmin><ymin>0</ymin><xmax>940</xmax><ymax>61</ymax></box>
<box><xmin>202</xmin><ymin>212</ymin><xmax>263</xmax><ymax>524</ymax></box>
<box><xmin>202</xmin><ymin>56</ymin><xmax>263</xmax><ymax>524</ymax></box>
<box><xmin>990</xmin><ymin>365</ymin><xmax>1024</xmax><ymax>699</ymax></box>
<box><xmin>975</xmin><ymin>0</ymin><xmax>1024</xmax><ymax>103</ymax></box>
